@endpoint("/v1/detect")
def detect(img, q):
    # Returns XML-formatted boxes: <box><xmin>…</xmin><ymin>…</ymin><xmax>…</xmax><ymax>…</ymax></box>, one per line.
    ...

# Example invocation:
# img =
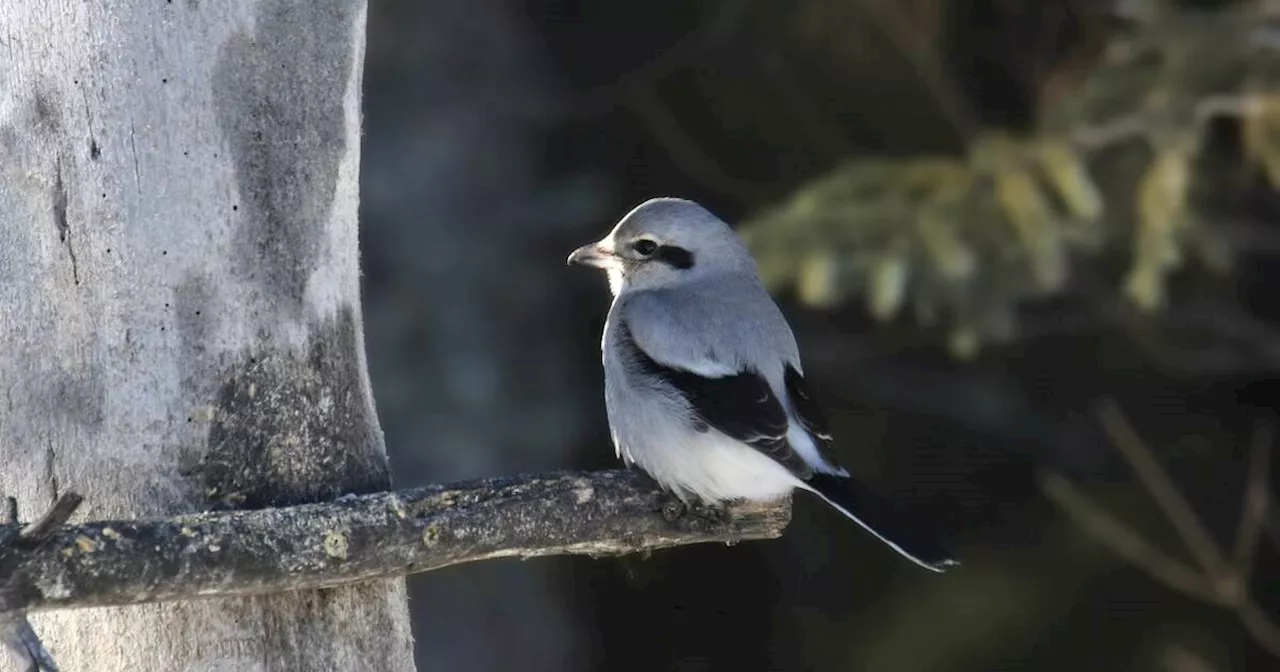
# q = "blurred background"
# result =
<box><xmin>357</xmin><ymin>1</ymin><xmax>1280</xmax><ymax>670</ymax></box>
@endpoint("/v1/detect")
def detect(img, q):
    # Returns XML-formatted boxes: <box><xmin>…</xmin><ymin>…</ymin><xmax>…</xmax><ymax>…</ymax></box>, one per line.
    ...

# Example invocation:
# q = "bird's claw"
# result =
<box><xmin>661</xmin><ymin>497</ymin><xmax>733</xmax><ymax>532</ymax></box>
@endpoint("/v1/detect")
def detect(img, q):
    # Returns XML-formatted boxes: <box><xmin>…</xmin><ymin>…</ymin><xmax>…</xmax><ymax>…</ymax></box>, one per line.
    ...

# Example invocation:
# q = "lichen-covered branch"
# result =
<box><xmin>0</xmin><ymin>469</ymin><xmax>790</xmax><ymax>615</ymax></box>
<box><xmin>0</xmin><ymin>493</ymin><xmax>82</xmax><ymax>671</ymax></box>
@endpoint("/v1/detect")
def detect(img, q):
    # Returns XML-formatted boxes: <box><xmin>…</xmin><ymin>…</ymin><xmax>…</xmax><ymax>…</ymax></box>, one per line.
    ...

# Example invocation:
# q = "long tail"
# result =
<box><xmin>802</xmin><ymin>473</ymin><xmax>960</xmax><ymax>572</ymax></box>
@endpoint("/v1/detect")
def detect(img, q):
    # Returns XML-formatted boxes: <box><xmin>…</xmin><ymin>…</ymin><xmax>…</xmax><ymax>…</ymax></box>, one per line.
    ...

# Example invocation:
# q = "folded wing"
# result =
<box><xmin>617</xmin><ymin>320</ymin><xmax>814</xmax><ymax>478</ymax></box>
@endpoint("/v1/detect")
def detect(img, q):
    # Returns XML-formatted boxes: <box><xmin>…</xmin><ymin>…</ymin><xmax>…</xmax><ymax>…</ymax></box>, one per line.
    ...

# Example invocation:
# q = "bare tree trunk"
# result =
<box><xmin>0</xmin><ymin>1</ymin><xmax>415</xmax><ymax>670</ymax></box>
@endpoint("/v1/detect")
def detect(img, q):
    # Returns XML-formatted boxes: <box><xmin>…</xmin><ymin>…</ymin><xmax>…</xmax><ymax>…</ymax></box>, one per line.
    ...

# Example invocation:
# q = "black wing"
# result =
<box><xmin>783</xmin><ymin>364</ymin><xmax>844</xmax><ymax>468</ymax></box>
<box><xmin>618</xmin><ymin>322</ymin><xmax>812</xmax><ymax>477</ymax></box>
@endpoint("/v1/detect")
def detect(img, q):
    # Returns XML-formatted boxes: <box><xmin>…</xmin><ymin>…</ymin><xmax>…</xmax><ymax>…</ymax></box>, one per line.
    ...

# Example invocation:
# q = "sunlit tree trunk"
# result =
<box><xmin>0</xmin><ymin>1</ymin><xmax>415</xmax><ymax>669</ymax></box>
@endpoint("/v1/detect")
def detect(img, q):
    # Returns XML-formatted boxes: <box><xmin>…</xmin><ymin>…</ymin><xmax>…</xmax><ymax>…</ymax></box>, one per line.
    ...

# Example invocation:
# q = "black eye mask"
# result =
<box><xmin>652</xmin><ymin>244</ymin><xmax>694</xmax><ymax>269</ymax></box>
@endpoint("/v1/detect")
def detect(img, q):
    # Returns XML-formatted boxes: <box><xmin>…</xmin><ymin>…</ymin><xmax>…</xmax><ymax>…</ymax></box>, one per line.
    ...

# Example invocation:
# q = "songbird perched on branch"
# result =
<box><xmin>568</xmin><ymin>197</ymin><xmax>959</xmax><ymax>572</ymax></box>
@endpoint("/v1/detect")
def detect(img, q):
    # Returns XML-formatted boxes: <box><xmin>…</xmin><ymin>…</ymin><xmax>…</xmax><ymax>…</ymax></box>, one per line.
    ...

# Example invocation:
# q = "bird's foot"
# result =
<box><xmin>661</xmin><ymin>497</ymin><xmax>734</xmax><ymax>532</ymax></box>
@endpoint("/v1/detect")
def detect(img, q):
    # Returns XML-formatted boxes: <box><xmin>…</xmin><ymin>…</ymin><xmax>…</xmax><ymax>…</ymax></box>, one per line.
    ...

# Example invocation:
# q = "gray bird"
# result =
<box><xmin>568</xmin><ymin>197</ymin><xmax>958</xmax><ymax>572</ymax></box>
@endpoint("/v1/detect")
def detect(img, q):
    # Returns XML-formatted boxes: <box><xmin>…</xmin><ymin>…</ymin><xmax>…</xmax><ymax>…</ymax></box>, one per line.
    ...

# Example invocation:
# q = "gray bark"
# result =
<box><xmin>0</xmin><ymin>1</ymin><xmax>415</xmax><ymax>670</ymax></box>
<box><xmin>0</xmin><ymin>472</ymin><xmax>790</xmax><ymax>613</ymax></box>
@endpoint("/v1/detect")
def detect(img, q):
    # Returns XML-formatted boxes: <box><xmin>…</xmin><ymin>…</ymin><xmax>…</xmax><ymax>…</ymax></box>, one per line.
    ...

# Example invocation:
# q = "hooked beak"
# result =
<box><xmin>567</xmin><ymin>242</ymin><xmax>613</xmax><ymax>267</ymax></box>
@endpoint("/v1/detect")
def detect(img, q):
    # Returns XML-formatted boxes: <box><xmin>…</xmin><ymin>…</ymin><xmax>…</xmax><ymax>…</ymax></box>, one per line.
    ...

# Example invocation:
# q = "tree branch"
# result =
<box><xmin>1095</xmin><ymin>400</ymin><xmax>1231</xmax><ymax>578</ymax></box>
<box><xmin>1043</xmin><ymin>405</ymin><xmax>1280</xmax><ymax>659</ymax></box>
<box><xmin>1</xmin><ymin>469</ymin><xmax>790</xmax><ymax>615</ymax></box>
<box><xmin>1040</xmin><ymin>472</ymin><xmax>1223</xmax><ymax>605</ymax></box>
<box><xmin>1</xmin><ymin>494</ymin><xmax>81</xmax><ymax>672</ymax></box>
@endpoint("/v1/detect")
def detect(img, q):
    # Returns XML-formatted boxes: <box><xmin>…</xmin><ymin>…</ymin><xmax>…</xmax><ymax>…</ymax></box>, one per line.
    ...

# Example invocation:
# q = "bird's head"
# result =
<box><xmin>567</xmin><ymin>197</ymin><xmax>755</xmax><ymax>295</ymax></box>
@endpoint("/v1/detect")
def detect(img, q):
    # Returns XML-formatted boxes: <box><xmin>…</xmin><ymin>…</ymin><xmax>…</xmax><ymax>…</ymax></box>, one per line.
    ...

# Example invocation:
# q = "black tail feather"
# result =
<box><xmin>805</xmin><ymin>473</ymin><xmax>960</xmax><ymax>572</ymax></box>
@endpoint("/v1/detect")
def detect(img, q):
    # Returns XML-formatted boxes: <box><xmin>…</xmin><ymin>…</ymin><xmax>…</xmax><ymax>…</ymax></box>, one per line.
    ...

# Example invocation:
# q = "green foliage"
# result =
<box><xmin>741</xmin><ymin>9</ymin><xmax>1280</xmax><ymax>358</ymax></box>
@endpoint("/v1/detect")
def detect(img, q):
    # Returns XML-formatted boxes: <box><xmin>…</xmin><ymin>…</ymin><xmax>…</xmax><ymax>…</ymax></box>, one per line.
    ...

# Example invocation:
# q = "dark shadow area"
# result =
<box><xmin>360</xmin><ymin>1</ymin><xmax>1280</xmax><ymax>670</ymax></box>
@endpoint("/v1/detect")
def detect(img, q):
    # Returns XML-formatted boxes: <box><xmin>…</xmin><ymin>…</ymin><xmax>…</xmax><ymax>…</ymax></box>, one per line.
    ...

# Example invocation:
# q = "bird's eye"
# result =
<box><xmin>632</xmin><ymin>239</ymin><xmax>659</xmax><ymax>256</ymax></box>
